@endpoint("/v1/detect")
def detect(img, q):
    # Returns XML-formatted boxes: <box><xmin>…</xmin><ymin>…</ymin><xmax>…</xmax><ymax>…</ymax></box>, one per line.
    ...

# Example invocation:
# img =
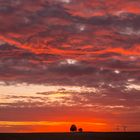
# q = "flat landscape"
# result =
<box><xmin>0</xmin><ymin>132</ymin><xmax>140</xmax><ymax>140</ymax></box>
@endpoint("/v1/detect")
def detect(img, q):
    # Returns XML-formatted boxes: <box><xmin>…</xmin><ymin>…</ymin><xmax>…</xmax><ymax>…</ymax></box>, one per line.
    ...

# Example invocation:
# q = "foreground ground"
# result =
<box><xmin>0</xmin><ymin>132</ymin><xmax>140</xmax><ymax>140</ymax></box>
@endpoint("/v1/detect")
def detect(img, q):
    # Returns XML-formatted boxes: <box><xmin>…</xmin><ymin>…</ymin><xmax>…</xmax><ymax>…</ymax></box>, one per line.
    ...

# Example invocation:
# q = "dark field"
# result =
<box><xmin>0</xmin><ymin>132</ymin><xmax>140</xmax><ymax>140</ymax></box>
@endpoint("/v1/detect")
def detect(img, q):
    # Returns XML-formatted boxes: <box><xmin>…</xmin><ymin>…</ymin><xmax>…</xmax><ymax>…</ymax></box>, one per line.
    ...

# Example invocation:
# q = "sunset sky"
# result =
<box><xmin>0</xmin><ymin>0</ymin><xmax>140</xmax><ymax>132</ymax></box>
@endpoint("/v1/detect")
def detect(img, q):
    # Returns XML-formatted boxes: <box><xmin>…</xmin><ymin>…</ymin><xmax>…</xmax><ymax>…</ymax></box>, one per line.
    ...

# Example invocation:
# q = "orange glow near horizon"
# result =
<box><xmin>0</xmin><ymin>121</ymin><xmax>111</xmax><ymax>132</ymax></box>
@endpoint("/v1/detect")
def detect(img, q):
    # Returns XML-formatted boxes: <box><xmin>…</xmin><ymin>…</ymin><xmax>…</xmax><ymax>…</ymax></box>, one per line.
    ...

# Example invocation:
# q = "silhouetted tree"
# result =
<box><xmin>78</xmin><ymin>128</ymin><xmax>83</xmax><ymax>132</ymax></box>
<box><xmin>70</xmin><ymin>124</ymin><xmax>77</xmax><ymax>132</ymax></box>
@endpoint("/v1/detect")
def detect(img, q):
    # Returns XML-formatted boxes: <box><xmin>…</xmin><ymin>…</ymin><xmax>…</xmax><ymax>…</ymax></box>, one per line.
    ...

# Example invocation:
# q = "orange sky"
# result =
<box><xmin>0</xmin><ymin>0</ymin><xmax>140</xmax><ymax>132</ymax></box>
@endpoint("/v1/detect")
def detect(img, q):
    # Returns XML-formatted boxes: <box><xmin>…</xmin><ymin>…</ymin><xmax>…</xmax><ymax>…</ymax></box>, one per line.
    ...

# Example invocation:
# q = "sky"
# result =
<box><xmin>0</xmin><ymin>0</ymin><xmax>140</xmax><ymax>132</ymax></box>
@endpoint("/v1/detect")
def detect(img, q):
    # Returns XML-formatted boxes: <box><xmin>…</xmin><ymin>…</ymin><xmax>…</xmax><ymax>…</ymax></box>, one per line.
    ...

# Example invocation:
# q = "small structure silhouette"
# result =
<box><xmin>70</xmin><ymin>124</ymin><xmax>77</xmax><ymax>132</ymax></box>
<box><xmin>78</xmin><ymin>128</ymin><xmax>83</xmax><ymax>132</ymax></box>
<box><xmin>122</xmin><ymin>125</ymin><xmax>127</xmax><ymax>132</ymax></box>
<box><xmin>116</xmin><ymin>125</ymin><xmax>120</xmax><ymax>132</ymax></box>
<box><xmin>116</xmin><ymin>125</ymin><xmax>128</xmax><ymax>132</ymax></box>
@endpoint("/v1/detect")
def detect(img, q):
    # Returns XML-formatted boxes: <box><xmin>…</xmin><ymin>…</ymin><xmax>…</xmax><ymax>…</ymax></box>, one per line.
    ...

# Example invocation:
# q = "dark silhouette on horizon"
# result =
<box><xmin>78</xmin><ymin>128</ymin><xmax>83</xmax><ymax>132</ymax></box>
<box><xmin>70</xmin><ymin>124</ymin><xmax>77</xmax><ymax>132</ymax></box>
<box><xmin>116</xmin><ymin>125</ymin><xmax>128</xmax><ymax>132</ymax></box>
